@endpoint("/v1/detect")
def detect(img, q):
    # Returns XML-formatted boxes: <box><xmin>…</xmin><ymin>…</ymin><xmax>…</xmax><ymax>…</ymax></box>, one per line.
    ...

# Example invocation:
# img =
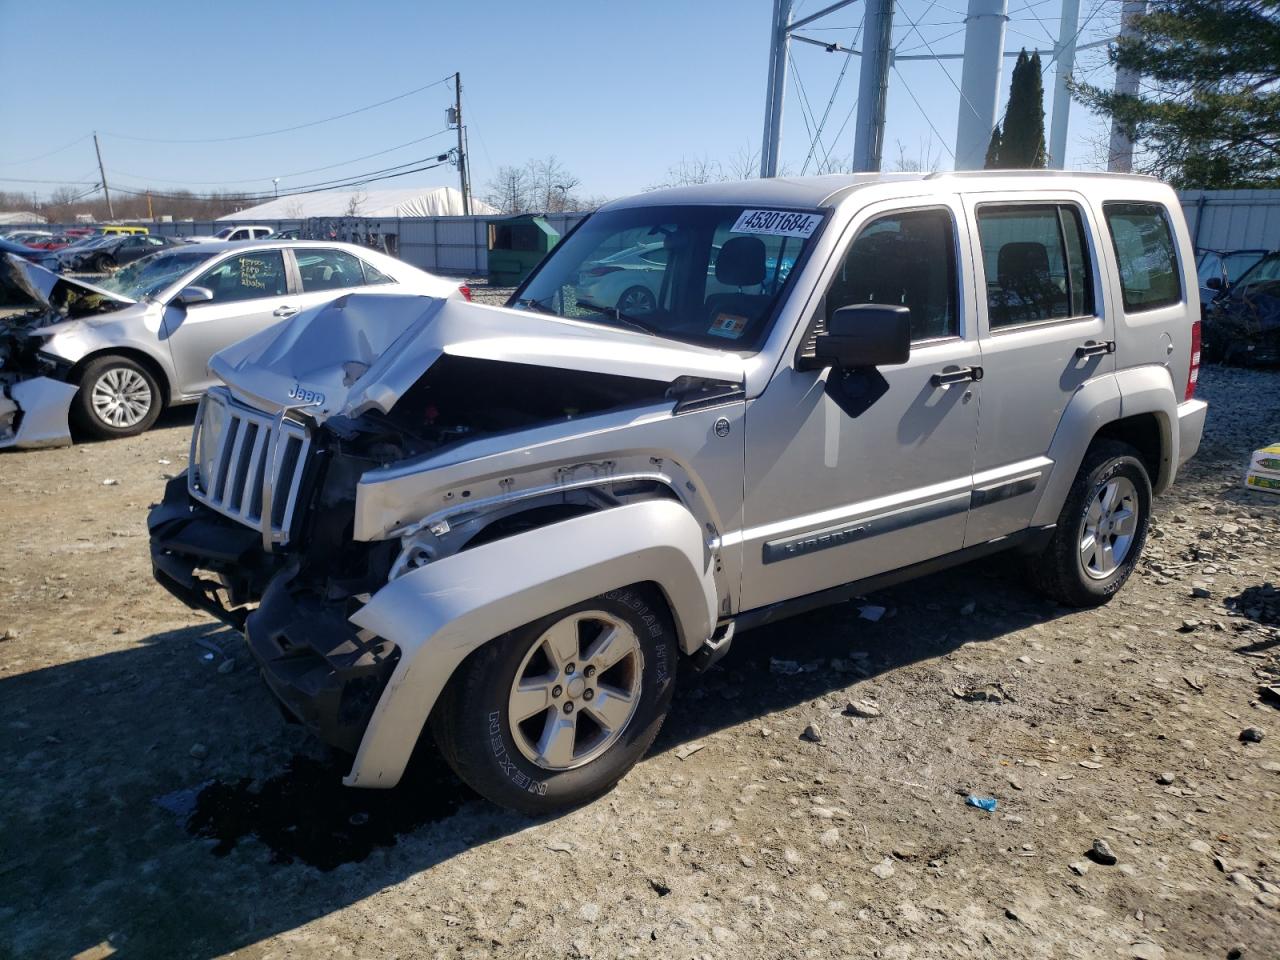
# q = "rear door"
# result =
<box><xmin>288</xmin><ymin>247</ymin><xmax>382</xmax><ymax>312</ymax></box>
<box><xmin>160</xmin><ymin>249</ymin><xmax>297</xmax><ymax>397</ymax></box>
<box><xmin>961</xmin><ymin>191</ymin><xmax>1115</xmax><ymax>544</ymax></box>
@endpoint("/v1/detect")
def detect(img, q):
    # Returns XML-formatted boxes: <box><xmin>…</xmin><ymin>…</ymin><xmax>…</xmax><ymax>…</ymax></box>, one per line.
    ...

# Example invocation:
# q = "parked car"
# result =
<box><xmin>91</xmin><ymin>225</ymin><xmax>149</xmax><ymax>236</ymax></box>
<box><xmin>0</xmin><ymin>241</ymin><xmax>469</xmax><ymax>446</ymax></box>
<box><xmin>66</xmin><ymin>234</ymin><xmax>183</xmax><ymax>273</ymax></box>
<box><xmin>1196</xmin><ymin>247</ymin><xmax>1269</xmax><ymax>310</ymax></box>
<box><xmin>25</xmin><ymin>234</ymin><xmax>76</xmax><ymax>251</ymax></box>
<box><xmin>0</xmin><ymin>237</ymin><xmax>45</xmax><ymax>262</ymax></box>
<box><xmin>1</xmin><ymin>230</ymin><xmax>53</xmax><ymax>245</ymax></box>
<box><xmin>1203</xmin><ymin>251</ymin><xmax>1280</xmax><ymax>365</ymax></box>
<box><xmin>145</xmin><ymin>172</ymin><xmax>1207</xmax><ymax>814</ymax></box>
<box><xmin>184</xmin><ymin>225</ymin><xmax>275</xmax><ymax>243</ymax></box>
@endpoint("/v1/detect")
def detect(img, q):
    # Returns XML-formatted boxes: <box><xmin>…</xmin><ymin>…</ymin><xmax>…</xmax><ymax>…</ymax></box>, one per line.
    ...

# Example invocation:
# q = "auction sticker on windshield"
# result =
<box><xmin>731</xmin><ymin>210</ymin><xmax>820</xmax><ymax>238</ymax></box>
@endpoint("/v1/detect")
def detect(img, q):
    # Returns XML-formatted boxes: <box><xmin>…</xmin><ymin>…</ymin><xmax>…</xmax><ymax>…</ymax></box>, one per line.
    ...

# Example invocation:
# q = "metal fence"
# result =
<box><xmin>7</xmin><ymin>189</ymin><xmax>1279</xmax><ymax>278</ymax></box>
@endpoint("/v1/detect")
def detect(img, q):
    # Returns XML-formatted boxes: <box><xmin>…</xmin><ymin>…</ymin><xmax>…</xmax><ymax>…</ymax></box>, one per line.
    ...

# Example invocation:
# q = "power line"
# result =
<box><xmin>801</xmin><ymin>13</ymin><xmax>864</xmax><ymax>174</ymax></box>
<box><xmin>101</xmin><ymin>75</ymin><xmax>454</xmax><ymax>144</ymax></box>
<box><xmin>105</xmin><ymin>129</ymin><xmax>454</xmax><ymax>186</ymax></box>
<box><xmin>0</xmin><ymin>134</ymin><xmax>93</xmax><ymax>167</ymax></box>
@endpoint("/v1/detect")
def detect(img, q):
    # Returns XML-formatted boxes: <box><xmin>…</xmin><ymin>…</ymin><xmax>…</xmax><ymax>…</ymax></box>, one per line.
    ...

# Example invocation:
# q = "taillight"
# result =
<box><xmin>458</xmin><ymin>284</ymin><xmax>472</xmax><ymax>302</ymax></box>
<box><xmin>1185</xmin><ymin>318</ymin><xmax>1201</xmax><ymax>400</ymax></box>
<box><xmin>584</xmin><ymin>265</ymin><xmax>623</xmax><ymax>277</ymax></box>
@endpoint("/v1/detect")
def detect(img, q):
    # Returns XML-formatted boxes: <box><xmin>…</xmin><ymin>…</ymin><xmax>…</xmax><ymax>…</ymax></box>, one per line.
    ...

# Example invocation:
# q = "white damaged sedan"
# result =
<box><xmin>0</xmin><ymin>241</ymin><xmax>468</xmax><ymax>448</ymax></box>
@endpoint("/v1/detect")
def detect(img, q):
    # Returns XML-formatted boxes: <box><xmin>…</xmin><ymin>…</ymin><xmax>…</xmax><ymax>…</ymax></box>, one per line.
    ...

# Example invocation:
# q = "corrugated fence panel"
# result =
<box><xmin>1178</xmin><ymin>189</ymin><xmax>1280</xmax><ymax>251</ymax></box>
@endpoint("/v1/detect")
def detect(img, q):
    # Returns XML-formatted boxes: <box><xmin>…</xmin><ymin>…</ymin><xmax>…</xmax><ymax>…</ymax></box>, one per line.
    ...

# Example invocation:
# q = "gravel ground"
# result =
<box><xmin>0</xmin><ymin>348</ymin><xmax>1277</xmax><ymax>960</ymax></box>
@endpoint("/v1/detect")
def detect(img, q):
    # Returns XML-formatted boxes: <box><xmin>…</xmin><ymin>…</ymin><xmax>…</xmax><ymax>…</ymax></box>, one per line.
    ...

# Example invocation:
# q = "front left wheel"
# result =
<box><xmin>430</xmin><ymin>585</ymin><xmax>678</xmax><ymax>814</ymax></box>
<box><xmin>72</xmin><ymin>355</ymin><xmax>163</xmax><ymax>440</ymax></box>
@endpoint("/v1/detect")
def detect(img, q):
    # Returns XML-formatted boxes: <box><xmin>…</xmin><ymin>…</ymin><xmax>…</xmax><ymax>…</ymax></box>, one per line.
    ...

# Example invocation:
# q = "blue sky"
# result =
<box><xmin>0</xmin><ymin>0</ymin><xmax>1120</xmax><ymax>204</ymax></box>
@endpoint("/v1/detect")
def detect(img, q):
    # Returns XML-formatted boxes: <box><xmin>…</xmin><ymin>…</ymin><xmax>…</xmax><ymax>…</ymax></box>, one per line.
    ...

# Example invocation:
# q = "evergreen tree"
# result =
<box><xmin>1072</xmin><ymin>0</ymin><xmax>1280</xmax><ymax>187</ymax></box>
<box><xmin>998</xmin><ymin>50</ymin><xmax>1048</xmax><ymax>168</ymax></box>
<box><xmin>984</xmin><ymin>124</ymin><xmax>1003</xmax><ymax>169</ymax></box>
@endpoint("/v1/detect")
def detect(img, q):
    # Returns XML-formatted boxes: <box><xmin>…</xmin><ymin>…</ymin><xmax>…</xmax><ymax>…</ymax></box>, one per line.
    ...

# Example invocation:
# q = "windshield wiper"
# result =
<box><xmin>513</xmin><ymin>295</ymin><xmax>558</xmax><ymax>315</ymax></box>
<box><xmin>574</xmin><ymin>300</ymin><xmax>660</xmax><ymax>337</ymax></box>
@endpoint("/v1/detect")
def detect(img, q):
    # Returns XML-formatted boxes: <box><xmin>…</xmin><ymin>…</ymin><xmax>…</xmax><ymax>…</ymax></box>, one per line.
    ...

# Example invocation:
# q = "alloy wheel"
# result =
<box><xmin>91</xmin><ymin>367</ymin><xmax>153</xmax><ymax>428</ymax></box>
<box><xmin>1080</xmin><ymin>476</ymin><xmax>1139</xmax><ymax>579</ymax></box>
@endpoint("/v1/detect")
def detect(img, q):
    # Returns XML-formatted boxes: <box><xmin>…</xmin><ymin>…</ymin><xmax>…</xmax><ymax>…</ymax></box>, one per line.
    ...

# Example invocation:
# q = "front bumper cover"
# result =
<box><xmin>0</xmin><ymin>376</ymin><xmax>76</xmax><ymax>449</ymax></box>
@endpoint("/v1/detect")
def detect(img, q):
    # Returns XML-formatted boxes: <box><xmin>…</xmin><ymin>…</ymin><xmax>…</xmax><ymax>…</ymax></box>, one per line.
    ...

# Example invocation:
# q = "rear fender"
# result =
<box><xmin>343</xmin><ymin>498</ymin><xmax>717</xmax><ymax>788</ymax></box>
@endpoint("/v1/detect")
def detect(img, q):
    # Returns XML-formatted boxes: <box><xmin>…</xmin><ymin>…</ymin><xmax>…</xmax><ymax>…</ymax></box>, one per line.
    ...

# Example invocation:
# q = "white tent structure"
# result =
<box><xmin>218</xmin><ymin>186</ymin><xmax>496</xmax><ymax>221</ymax></box>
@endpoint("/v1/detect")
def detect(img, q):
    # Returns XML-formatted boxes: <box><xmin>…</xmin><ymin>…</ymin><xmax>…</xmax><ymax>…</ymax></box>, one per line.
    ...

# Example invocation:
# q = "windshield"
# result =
<box><xmin>509</xmin><ymin>204</ymin><xmax>824</xmax><ymax>351</ymax></box>
<box><xmin>96</xmin><ymin>249</ymin><xmax>216</xmax><ymax>300</ymax></box>
<box><xmin>1236</xmin><ymin>254</ymin><xmax>1280</xmax><ymax>287</ymax></box>
<box><xmin>214</xmin><ymin>227</ymin><xmax>235</xmax><ymax>239</ymax></box>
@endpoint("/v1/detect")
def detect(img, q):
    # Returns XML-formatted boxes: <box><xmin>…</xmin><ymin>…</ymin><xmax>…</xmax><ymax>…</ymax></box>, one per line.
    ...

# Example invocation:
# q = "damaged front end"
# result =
<box><xmin>1</xmin><ymin>253</ymin><xmax>136</xmax><ymax>449</ymax></box>
<box><xmin>148</xmin><ymin>292</ymin><xmax>743</xmax><ymax>761</ymax></box>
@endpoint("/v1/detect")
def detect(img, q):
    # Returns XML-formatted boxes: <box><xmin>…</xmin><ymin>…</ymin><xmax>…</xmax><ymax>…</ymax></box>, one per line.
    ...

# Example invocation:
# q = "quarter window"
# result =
<box><xmin>297</xmin><ymin>249</ymin><xmax>368</xmax><ymax>292</ymax></box>
<box><xmin>193</xmin><ymin>251</ymin><xmax>287</xmax><ymax>303</ymax></box>
<box><xmin>824</xmin><ymin>208</ymin><xmax>959</xmax><ymax>341</ymax></box>
<box><xmin>1103</xmin><ymin>202</ymin><xmax>1181</xmax><ymax>311</ymax></box>
<box><xmin>361</xmin><ymin>260</ymin><xmax>395</xmax><ymax>284</ymax></box>
<box><xmin>976</xmin><ymin>204</ymin><xmax>1095</xmax><ymax>328</ymax></box>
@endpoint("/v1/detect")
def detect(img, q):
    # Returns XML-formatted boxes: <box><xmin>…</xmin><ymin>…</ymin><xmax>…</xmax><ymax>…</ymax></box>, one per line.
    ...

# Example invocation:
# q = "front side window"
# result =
<box><xmin>977</xmin><ymin>204</ymin><xmax>1095</xmax><ymax>328</ymax></box>
<box><xmin>193</xmin><ymin>251</ymin><xmax>287</xmax><ymax>303</ymax></box>
<box><xmin>824</xmin><ymin>208</ymin><xmax>958</xmax><ymax>341</ymax></box>
<box><xmin>1103</xmin><ymin>202</ymin><xmax>1181</xmax><ymax>311</ymax></box>
<box><xmin>510</xmin><ymin>204</ymin><xmax>823</xmax><ymax>351</ymax></box>
<box><xmin>297</xmin><ymin>249</ymin><xmax>367</xmax><ymax>292</ymax></box>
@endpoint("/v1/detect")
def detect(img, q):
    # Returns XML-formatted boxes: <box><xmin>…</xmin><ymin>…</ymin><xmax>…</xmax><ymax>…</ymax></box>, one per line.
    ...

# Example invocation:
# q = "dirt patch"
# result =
<box><xmin>0</xmin><ymin>355</ymin><xmax>1277</xmax><ymax>960</ymax></box>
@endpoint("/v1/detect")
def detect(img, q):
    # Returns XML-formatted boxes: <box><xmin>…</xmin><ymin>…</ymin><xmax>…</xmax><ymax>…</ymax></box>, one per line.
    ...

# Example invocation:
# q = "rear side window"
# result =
<box><xmin>297</xmin><ymin>249</ymin><xmax>367</xmax><ymax>292</ymax></box>
<box><xmin>976</xmin><ymin>204</ymin><xmax>1094</xmax><ymax>328</ymax></box>
<box><xmin>824</xmin><ymin>208</ymin><xmax>958</xmax><ymax>341</ymax></box>
<box><xmin>361</xmin><ymin>260</ymin><xmax>395</xmax><ymax>284</ymax></box>
<box><xmin>1103</xmin><ymin>202</ymin><xmax>1181</xmax><ymax>311</ymax></box>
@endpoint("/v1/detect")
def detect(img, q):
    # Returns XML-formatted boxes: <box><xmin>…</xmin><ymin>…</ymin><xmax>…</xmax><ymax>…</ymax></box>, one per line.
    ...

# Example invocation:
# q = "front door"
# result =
<box><xmin>961</xmin><ymin>192</ymin><xmax>1115</xmax><ymax>544</ymax></box>
<box><xmin>161</xmin><ymin>249</ymin><xmax>296</xmax><ymax>398</ymax></box>
<box><xmin>738</xmin><ymin>199</ymin><xmax>982</xmax><ymax>611</ymax></box>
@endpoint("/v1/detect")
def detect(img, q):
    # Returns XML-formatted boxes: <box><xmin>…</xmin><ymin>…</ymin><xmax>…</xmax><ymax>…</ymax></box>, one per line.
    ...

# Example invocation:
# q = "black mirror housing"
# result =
<box><xmin>813</xmin><ymin>303</ymin><xmax>912</xmax><ymax>369</ymax></box>
<box><xmin>1205</xmin><ymin>276</ymin><xmax>1224</xmax><ymax>291</ymax></box>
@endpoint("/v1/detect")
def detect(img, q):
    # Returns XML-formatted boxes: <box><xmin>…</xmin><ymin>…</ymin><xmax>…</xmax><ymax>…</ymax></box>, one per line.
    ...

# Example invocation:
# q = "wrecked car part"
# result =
<box><xmin>0</xmin><ymin>377</ymin><xmax>78</xmax><ymax>449</ymax></box>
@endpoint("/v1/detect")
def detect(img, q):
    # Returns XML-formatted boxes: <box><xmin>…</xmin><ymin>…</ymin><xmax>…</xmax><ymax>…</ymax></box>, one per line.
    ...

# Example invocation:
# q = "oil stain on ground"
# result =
<box><xmin>183</xmin><ymin>753</ymin><xmax>464</xmax><ymax>871</ymax></box>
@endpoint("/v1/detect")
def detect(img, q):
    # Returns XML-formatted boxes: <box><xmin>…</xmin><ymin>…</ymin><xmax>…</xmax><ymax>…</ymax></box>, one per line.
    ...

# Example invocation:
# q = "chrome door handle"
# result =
<box><xmin>1075</xmin><ymin>339</ymin><xmax>1115</xmax><ymax>358</ymax></box>
<box><xmin>273</xmin><ymin>306</ymin><xmax>297</xmax><ymax>318</ymax></box>
<box><xmin>931</xmin><ymin>365</ymin><xmax>983</xmax><ymax>387</ymax></box>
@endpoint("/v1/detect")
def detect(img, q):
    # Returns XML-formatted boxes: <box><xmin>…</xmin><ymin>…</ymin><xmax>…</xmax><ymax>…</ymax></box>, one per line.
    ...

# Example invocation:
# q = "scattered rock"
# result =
<box><xmin>1179</xmin><ymin>619</ymin><xmax>1200</xmax><ymax>633</ymax></box>
<box><xmin>819</xmin><ymin>827</ymin><xmax>840</xmax><ymax>849</ymax></box>
<box><xmin>545</xmin><ymin>841</ymin><xmax>574</xmax><ymax>853</ymax></box>
<box><xmin>844</xmin><ymin>699</ymin><xmax>882</xmax><ymax>718</ymax></box>
<box><xmin>0</xmin><ymin>628</ymin><xmax>16</xmax><ymax>642</ymax></box>
<box><xmin>1129</xmin><ymin>942</ymin><xmax>1167</xmax><ymax>960</ymax></box>
<box><xmin>1227</xmin><ymin>946</ymin><xmax>1245</xmax><ymax>960</ymax></box>
<box><xmin>674</xmin><ymin>741</ymin><xmax>706</xmax><ymax>761</ymax></box>
<box><xmin>348</xmin><ymin>811</ymin><xmax>369</xmax><ymax>826</ymax></box>
<box><xmin>769</xmin><ymin>658</ymin><xmax>801</xmax><ymax>676</ymax></box>
<box><xmin>801</xmin><ymin>723</ymin><xmax>823</xmax><ymax>743</ymax></box>
<box><xmin>101</xmin><ymin>478</ymin><xmax>119</xmax><ymax>486</ymax></box>
<box><xmin>216</xmin><ymin>659</ymin><xmax>235</xmax><ymax>675</ymax></box>
<box><xmin>1156</xmin><ymin>771</ymin><xmax>1176</xmax><ymax>785</ymax></box>
<box><xmin>806</xmin><ymin>883</ymin><xmax>829</xmax><ymax>901</ymax></box>
<box><xmin>1088</xmin><ymin>838</ymin><xmax>1118</xmax><ymax>866</ymax></box>
<box><xmin>188</xmin><ymin>743</ymin><xmax>208</xmax><ymax>760</ymax></box>
<box><xmin>858</xmin><ymin>604</ymin><xmax>886</xmax><ymax>622</ymax></box>
<box><xmin>870</xmin><ymin>858</ymin><xmax>896</xmax><ymax>879</ymax></box>
<box><xmin>1188</xmin><ymin>838</ymin><xmax>1213</xmax><ymax>854</ymax></box>
<box><xmin>579</xmin><ymin>903</ymin><xmax>600</xmax><ymax>922</ymax></box>
<box><xmin>1239</xmin><ymin>727</ymin><xmax>1264</xmax><ymax>744</ymax></box>
<box><xmin>959</xmin><ymin>601</ymin><xmax>977</xmax><ymax>616</ymax></box>
<box><xmin>951</xmin><ymin>682</ymin><xmax>1012</xmax><ymax>703</ymax></box>
<box><xmin>1069</xmin><ymin>860</ymin><xmax>1090</xmax><ymax>876</ymax></box>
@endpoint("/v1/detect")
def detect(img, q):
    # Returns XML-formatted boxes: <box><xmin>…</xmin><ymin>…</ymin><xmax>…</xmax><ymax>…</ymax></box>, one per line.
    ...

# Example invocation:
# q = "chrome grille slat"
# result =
<box><xmin>188</xmin><ymin>389</ymin><xmax>311</xmax><ymax>547</ymax></box>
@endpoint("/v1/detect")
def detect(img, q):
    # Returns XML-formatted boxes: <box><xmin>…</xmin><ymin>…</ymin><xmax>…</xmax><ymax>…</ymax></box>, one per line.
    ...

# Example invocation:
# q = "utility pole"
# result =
<box><xmin>93</xmin><ymin>131</ymin><xmax>114</xmax><ymax>220</ymax></box>
<box><xmin>1047</xmin><ymin>0</ymin><xmax>1081</xmax><ymax>169</ymax></box>
<box><xmin>954</xmin><ymin>0</ymin><xmax>1010</xmax><ymax>170</ymax></box>
<box><xmin>759</xmin><ymin>0</ymin><xmax>794</xmax><ymax>177</ymax></box>
<box><xmin>1107</xmin><ymin>0</ymin><xmax>1146</xmax><ymax>173</ymax></box>
<box><xmin>452</xmin><ymin>72</ymin><xmax>472</xmax><ymax>215</ymax></box>
<box><xmin>851</xmin><ymin>0</ymin><xmax>896</xmax><ymax>172</ymax></box>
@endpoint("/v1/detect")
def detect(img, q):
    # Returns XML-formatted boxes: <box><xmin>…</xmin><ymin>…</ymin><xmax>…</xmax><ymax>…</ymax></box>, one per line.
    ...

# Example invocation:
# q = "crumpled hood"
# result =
<box><xmin>209</xmin><ymin>292</ymin><xmax>747</xmax><ymax>421</ymax></box>
<box><xmin>2</xmin><ymin>253</ymin><xmax>136</xmax><ymax>316</ymax></box>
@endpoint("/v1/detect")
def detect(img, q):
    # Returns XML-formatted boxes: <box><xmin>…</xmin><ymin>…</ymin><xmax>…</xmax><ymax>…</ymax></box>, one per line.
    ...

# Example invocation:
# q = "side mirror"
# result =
<box><xmin>1205</xmin><ymin>276</ymin><xmax>1224</xmax><ymax>292</ymax></box>
<box><xmin>174</xmin><ymin>286</ymin><xmax>214</xmax><ymax>306</ymax></box>
<box><xmin>813</xmin><ymin>304</ymin><xmax>912</xmax><ymax>369</ymax></box>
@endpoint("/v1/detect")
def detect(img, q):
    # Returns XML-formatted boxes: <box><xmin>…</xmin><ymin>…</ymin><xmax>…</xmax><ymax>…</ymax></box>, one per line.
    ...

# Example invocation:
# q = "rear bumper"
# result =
<box><xmin>0</xmin><ymin>376</ymin><xmax>76</xmax><ymax>449</ymax></box>
<box><xmin>1176</xmin><ymin>398</ymin><xmax>1208</xmax><ymax>468</ymax></box>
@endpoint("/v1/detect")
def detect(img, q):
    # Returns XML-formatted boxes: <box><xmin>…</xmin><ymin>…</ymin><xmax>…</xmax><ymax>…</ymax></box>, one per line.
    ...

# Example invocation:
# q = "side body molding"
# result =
<box><xmin>344</xmin><ymin>499</ymin><xmax>718</xmax><ymax>788</ymax></box>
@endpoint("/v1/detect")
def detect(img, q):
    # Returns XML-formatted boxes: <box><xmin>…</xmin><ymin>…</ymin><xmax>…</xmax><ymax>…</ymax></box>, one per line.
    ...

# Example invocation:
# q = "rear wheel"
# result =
<box><xmin>431</xmin><ymin>585</ymin><xmax>677</xmax><ymax>814</ymax></box>
<box><xmin>72</xmin><ymin>355</ymin><xmax>162</xmax><ymax>440</ymax></box>
<box><xmin>1028</xmin><ymin>440</ymin><xmax>1151</xmax><ymax>607</ymax></box>
<box><xmin>618</xmin><ymin>285</ymin><xmax>656</xmax><ymax>316</ymax></box>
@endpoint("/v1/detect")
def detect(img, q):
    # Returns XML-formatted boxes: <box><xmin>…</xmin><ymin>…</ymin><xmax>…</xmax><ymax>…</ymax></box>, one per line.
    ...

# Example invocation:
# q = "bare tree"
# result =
<box><xmin>888</xmin><ymin>137</ymin><xmax>944</xmax><ymax>173</ymax></box>
<box><xmin>344</xmin><ymin>190</ymin><xmax>367</xmax><ymax>217</ymax></box>
<box><xmin>646</xmin><ymin>156</ymin><xmax>727</xmax><ymax>191</ymax></box>
<box><xmin>725</xmin><ymin>144</ymin><xmax>761</xmax><ymax>181</ymax></box>
<box><xmin>527</xmin><ymin>156</ymin><xmax>581</xmax><ymax>213</ymax></box>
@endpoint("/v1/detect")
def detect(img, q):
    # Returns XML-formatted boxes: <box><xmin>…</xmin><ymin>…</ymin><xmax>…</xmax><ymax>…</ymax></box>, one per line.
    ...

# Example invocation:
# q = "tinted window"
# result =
<box><xmin>1103</xmin><ymin>202</ymin><xmax>1181</xmax><ymax>311</ymax></box>
<box><xmin>298</xmin><ymin>249</ymin><xmax>367</xmax><ymax>292</ymax></box>
<box><xmin>825</xmin><ymin>208</ymin><xmax>958</xmax><ymax>341</ymax></box>
<box><xmin>194</xmin><ymin>251</ymin><xmax>287</xmax><ymax>303</ymax></box>
<box><xmin>1237</xmin><ymin>254</ymin><xmax>1280</xmax><ymax>286</ymax></box>
<box><xmin>977</xmin><ymin>204</ymin><xmax>1095</xmax><ymax>328</ymax></box>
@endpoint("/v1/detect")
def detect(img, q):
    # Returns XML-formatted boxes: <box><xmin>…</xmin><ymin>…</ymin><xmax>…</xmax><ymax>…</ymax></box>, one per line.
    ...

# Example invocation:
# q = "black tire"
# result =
<box><xmin>1028</xmin><ymin>440</ymin><xmax>1152</xmax><ymax>607</ymax></box>
<box><xmin>92</xmin><ymin>253</ymin><xmax>114</xmax><ymax>274</ymax></box>
<box><xmin>431</xmin><ymin>584</ymin><xmax>678</xmax><ymax>815</ymax></box>
<box><xmin>71</xmin><ymin>355</ymin><xmax>163</xmax><ymax>440</ymax></box>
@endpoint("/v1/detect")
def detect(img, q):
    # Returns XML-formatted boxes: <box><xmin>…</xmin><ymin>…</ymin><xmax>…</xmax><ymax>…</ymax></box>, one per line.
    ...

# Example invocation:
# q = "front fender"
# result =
<box><xmin>343</xmin><ymin>498</ymin><xmax>717</xmax><ymax>788</ymax></box>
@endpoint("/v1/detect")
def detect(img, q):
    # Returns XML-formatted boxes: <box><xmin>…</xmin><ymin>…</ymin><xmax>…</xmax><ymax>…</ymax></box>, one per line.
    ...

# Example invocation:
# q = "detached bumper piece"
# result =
<box><xmin>0</xmin><ymin>376</ymin><xmax>77</xmax><ymax>449</ymax></box>
<box><xmin>246</xmin><ymin>576</ymin><xmax>399</xmax><ymax>754</ymax></box>
<box><xmin>148</xmin><ymin>475</ymin><xmax>281</xmax><ymax>628</ymax></box>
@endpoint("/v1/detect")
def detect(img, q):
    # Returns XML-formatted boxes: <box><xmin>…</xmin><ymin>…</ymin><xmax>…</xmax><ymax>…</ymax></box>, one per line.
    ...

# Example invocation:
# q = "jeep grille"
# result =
<box><xmin>188</xmin><ymin>387</ymin><xmax>310</xmax><ymax>548</ymax></box>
